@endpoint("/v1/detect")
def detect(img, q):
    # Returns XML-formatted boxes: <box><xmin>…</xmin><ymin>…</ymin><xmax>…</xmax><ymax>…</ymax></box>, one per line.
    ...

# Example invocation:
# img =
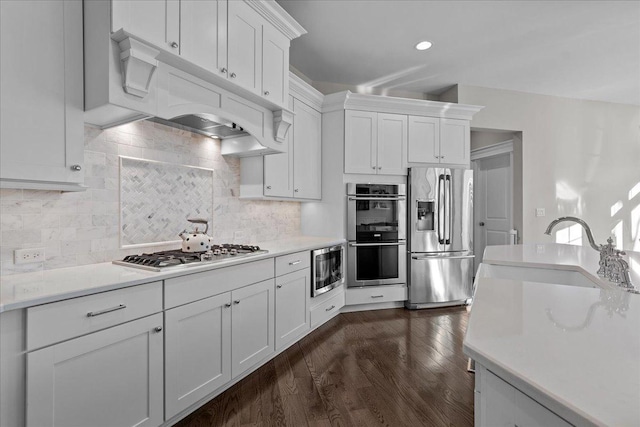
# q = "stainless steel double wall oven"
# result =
<box><xmin>347</xmin><ymin>183</ymin><xmax>407</xmax><ymax>287</ymax></box>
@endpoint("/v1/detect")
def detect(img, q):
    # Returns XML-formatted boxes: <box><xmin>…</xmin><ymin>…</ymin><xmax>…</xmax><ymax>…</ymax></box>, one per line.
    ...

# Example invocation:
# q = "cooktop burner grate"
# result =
<box><xmin>113</xmin><ymin>244</ymin><xmax>267</xmax><ymax>272</ymax></box>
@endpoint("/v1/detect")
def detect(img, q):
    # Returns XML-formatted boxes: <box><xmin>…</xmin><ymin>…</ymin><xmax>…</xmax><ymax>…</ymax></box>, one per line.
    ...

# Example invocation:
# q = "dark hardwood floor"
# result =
<box><xmin>175</xmin><ymin>307</ymin><xmax>474</xmax><ymax>427</ymax></box>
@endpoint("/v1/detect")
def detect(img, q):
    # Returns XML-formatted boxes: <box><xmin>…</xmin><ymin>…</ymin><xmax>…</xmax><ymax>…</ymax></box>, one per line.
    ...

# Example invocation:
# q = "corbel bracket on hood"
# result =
<box><xmin>273</xmin><ymin>109</ymin><xmax>294</xmax><ymax>143</ymax></box>
<box><xmin>115</xmin><ymin>32</ymin><xmax>160</xmax><ymax>98</ymax></box>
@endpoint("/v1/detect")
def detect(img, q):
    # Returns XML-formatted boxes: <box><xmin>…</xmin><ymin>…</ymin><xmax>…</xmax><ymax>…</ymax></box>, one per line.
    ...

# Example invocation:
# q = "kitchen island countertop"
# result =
<box><xmin>0</xmin><ymin>235</ymin><xmax>344</xmax><ymax>313</ymax></box>
<box><xmin>466</xmin><ymin>243</ymin><xmax>640</xmax><ymax>427</ymax></box>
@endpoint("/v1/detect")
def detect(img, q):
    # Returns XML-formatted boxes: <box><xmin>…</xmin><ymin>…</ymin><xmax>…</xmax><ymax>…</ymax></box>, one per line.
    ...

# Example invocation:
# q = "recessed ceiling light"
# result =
<box><xmin>415</xmin><ymin>41</ymin><xmax>433</xmax><ymax>51</ymax></box>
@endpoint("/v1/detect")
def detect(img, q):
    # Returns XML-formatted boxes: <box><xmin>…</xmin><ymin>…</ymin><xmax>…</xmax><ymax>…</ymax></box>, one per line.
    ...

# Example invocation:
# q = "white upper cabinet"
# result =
<box><xmin>0</xmin><ymin>0</ymin><xmax>84</xmax><ymax>191</ymax></box>
<box><xmin>111</xmin><ymin>0</ymin><xmax>179</xmax><ymax>52</ymax></box>
<box><xmin>292</xmin><ymin>98</ymin><xmax>322</xmax><ymax>199</ymax></box>
<box><xmin>377</xmin><ymin>113</ymin><xmax>407</xmax><ymax>175</ymax></box>
<box><xmin>407</xmin><ymin>116</ymin><xmax>470</xmax><ymax>166</ymax></box>
<box><xmin>179</xmin><ymin>0</ymin><xmax>227</xmax><ymax>73</ymax></box>
<box><xmin>440</xmin><ymin>118</ymin><xmax>470</xmax><ymax>165</ymax></box>
<box><xmin>407</xmin><ymin>115</ymin><xmax>440</xmax><ymax>163</ymax></box>
<box><xmin>227</xmin><ymin>0</ymin><xmax>263</xmax><ymax>96</ymax></box>
<box><xmin>262</xmin><ymin>25</ymin><xmax>290</xmax><ymax>106</ymax></box>
<box><xmin>344</xmin><ymin>110</ymin><xmax>378</xmax><ymax>174</ymax></box>
<box><xmin>344</xmin><ymin>111</ymin><xmax>406</xmax><ymax>175</ymax></box>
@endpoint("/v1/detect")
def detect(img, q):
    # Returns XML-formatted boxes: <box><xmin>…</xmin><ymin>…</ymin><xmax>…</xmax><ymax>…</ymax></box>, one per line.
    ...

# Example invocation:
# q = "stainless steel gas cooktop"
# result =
<box><xmin>113</xmin><ymin>244</ymin><xmax>268</xmax><ymax>272</ymax></box>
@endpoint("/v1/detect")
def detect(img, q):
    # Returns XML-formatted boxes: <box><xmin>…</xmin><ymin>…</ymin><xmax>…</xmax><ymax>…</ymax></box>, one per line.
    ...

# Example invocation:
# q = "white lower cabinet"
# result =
<box><xmin>477</xmin><ymin>365</ymin><xmax>571</xmax><ymax>427</ymax></box>
<box><xmin>26</xmin><ymin>313</ymin><xmax>164</xmax><ymax>427</ymax></box>
<box><xmin>231</xmin><ymin>279</ymin><xmax>276</xmax><ymax>378</ymax></box>
<box><xmin>164</xmin><ymin>293</ymin><xmax>232</xmax><ymax>419</ymax></box>
<box><xmin>275</xmin><ymin>269</ymin><xmax>311</xmax><ymax>350</ymax></box>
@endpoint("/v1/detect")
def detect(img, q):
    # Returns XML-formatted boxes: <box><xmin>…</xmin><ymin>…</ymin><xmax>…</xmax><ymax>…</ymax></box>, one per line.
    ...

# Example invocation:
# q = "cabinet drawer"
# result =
<box><xmin>26</xmin><ymin>282</ymin><xmax>162</xmax><ymax>351</ymax></box>
<box><xmin>310</xmin><ymin>289</ymin><xmax>344</xmax><ymax>329</ymax></box>
<box><xmin>345</xmin><ymin>285</ymin><xmax>407</xmax><ymax>305</ymax></box>
<box><xmin>275</xmin><ymin>251</ymin><xmax>310</xmax><ymax>276</ymax></box>
<box><xmin>165</xmin><ymin>258</ymin><xmax>274</xmax><ymax>309</ymax></box>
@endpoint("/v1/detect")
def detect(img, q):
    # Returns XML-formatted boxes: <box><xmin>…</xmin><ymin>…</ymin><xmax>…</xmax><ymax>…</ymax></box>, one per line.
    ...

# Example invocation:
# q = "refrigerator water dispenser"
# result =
<box><xmin>416</xmin><ymin>200</ymin><xmax>435</xmax><ymax>231</ymax></box>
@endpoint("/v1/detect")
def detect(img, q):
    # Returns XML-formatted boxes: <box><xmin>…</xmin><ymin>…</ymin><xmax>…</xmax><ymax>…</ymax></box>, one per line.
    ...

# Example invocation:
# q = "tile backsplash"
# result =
<box><xmin>0</xmin><ymin>121</ymin><xmax>301</xmax><ymax>276</ymax></box>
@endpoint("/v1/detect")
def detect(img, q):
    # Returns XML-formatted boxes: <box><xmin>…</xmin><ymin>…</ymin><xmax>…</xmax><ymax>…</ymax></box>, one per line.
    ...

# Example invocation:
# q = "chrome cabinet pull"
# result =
<box><xmin>371</xmin><ymin>295</ymin><xmax>384</xmax><ymax>298</ymax></box>
<box><xmin>87</xmin><ymin>304</ymin><xmax>126</xmax><ymax>317</ymax></box>
<box><xmin>288</xmin><ymin>260</ymin><xmax>301</xmax><ymax>266</ymax></box>
<box><xmin>70</xmin><ymin>164</ymin><xmax>82</xmax><ymax>171</ymax></box>
<box><xmin>154</xmin><ymin>326</ymin><xmax>163</xmax><ymax>333</ymax></box>
<box><xmin>221</xmin><ymin>67</ymin><xmax>227</xmax><ymax>74</ymax></box>
<box><xmin>233</xmin><ymin>300</ymin><xmax>240</xmax><ymax>304</ymax></box>
<box><xmin>264</xmin><ymin>91</ymin><xmax>270</xmax><ymax>96</ymax></box>
<box><xmin>170</xmin><ymin>41</ymin><xmax>179</xmax><ymax>48</ymax></box>
<box><xmin>224</xmin><ymin>303</ymin><xmax>231</xmax><ymax>308</ymax></box>
<box><xmin>266</xmin><ymin>185</ymin><xmax>272</xmax><ymax>190</ymax></box>
<box><xmin>277</xmin><ymin>284</ymin><xmax>283</xmax><ymax>289</ymax></box>
<box><xmin>230</xmin><ymin>72</ymin><xmax>236</xmax><ymax>78</ymax></box>
<box><xmin>325</xmin><ymin>305</ymin><xmax>335</xmax><ymax>312</ymax></box>
<box><xmin>294</xmin><ymin>189</ymin><xmax>299</xmax><ymax>193</ymax></box>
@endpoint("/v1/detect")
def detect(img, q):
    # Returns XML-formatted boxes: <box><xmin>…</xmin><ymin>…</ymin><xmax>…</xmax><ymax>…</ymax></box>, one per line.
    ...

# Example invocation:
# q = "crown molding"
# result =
<box><xmin>289</xmin><ymin>72</ymin><xmax>324</xmax><ymax>110</ymax></box>
<box><xmin>321</xmin><ymin>90</ymin><xmax>484</xmax><ymax>120</ymax></box>
<box><xmin>245</xmin><ymin>0</ymin><xmax>307</xmax><ymax>40</ymax></box>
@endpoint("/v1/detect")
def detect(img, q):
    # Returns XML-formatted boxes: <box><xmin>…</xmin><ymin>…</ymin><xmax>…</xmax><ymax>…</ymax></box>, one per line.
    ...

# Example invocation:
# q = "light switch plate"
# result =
<box><xmin>535</xmin><ymin>208</ymin><xmax>545</xmax><ymax>217</ymax></box>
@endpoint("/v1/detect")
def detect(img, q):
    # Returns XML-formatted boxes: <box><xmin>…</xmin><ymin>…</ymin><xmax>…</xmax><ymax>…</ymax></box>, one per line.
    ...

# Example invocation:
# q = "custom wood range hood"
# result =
<box><xmin>83</xmin><ymin>1</ymin><xmax>305</xmax><ymax>157</ymax></box>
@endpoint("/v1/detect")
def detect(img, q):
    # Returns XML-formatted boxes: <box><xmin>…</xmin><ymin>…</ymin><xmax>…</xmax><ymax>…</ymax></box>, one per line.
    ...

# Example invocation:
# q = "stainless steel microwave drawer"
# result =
<box><xmin>26</xmin><ymin>281</ymin><xmax>163</xmax><ymax>351</ymax></box>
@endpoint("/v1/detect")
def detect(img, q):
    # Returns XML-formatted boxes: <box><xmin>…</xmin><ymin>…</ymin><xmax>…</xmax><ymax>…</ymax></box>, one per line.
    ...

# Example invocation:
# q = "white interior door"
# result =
<box><xmin>473</xmin><ymin>153</ymin><xmax>512</xmax><ymax>273</ymax></box>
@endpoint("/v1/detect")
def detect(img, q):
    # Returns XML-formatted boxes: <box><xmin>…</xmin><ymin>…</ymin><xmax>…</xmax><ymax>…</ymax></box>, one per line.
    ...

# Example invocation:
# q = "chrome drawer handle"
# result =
<box><xmin>288</xmin><ymin>260</ymin><xmax>301</xmax><ymax>266</ymax></box>
<box><xmin>371</xmin><ymin>295</ymin><xmax>384</xmax><ymax>299</ymax></box>
<box><xmin>325</xmin><ymin>305</ymin><xmax>335</xmax><ymax>312</ymax></box>
<box><xmin>233</xmin><ymin>300</ymin><xmax>240</xmax><ymax>304</ymax></box>
<box><xmin>87</xmin><ymin>304</ymin><xmax>126</xmax><ymax>317</ymax></box>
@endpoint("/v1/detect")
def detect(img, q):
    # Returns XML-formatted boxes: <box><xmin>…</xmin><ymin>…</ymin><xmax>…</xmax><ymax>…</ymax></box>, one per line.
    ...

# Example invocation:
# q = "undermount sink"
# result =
<box><xmin>476</xmin><ymin>263</ymin><xmax>600</xmax><ymax>288</ymax></box>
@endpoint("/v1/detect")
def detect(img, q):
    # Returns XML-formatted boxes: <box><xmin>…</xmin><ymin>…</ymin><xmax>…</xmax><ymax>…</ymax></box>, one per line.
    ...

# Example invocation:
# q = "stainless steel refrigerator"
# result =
<box><xmin>406</xmin><ymin>167</ymin><xmax>474</xmax><ymax>309</ymax></box>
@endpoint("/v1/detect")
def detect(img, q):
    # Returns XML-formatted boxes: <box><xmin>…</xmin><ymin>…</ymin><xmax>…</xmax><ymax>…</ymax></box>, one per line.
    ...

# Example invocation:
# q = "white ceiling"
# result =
<box><xmin>277</xmin><ymin>0</ymin><xmax>640</xmax><ymax>105</ymax></box>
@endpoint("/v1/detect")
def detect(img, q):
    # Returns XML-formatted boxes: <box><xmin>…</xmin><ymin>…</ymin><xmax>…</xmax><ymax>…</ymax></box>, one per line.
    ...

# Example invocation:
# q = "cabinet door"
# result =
<box><xmin>407</xmin><ymin>115</ymin><xmax>440</xmax><ymax>164</ymax></box>
<box><xmin>515</xmin><ymin>390</ymin><xmax>571</xmax><ymax>427</ymax></box>
<box><xmin>165</xmin><ymin>292</ymin><xmax>232</xmax><ymax>419</ymax></box>
<box><xmin>344</xmin><ymin>110</ymin><xmax>377</xmax><ymax>174</ymax></box>
<box><xmin>440</xmin><ymin>118</ymin><xmax>470</xmax><ymax>166</ymax></box>
<box><xmin>264</xmin><ymin>95</ymin><xmax>295</xmax><ymax>197</ymax></box>
<box><xmin>376</xmin><ymin>113</ymin><xmax>407</xmax><ymax>175</ymax></box>
<box><xmin>179</xmin><ymin>0</ymin><xmax>227</xmax><ymax>73</ymax></box>
<box><xmin>262</xmin><ymin>24</ymin><xmax>290</xmax><ymax>106</ymax></box>
<box><xmin>0</xmin><ymin>0</ymin><xmax>84</xmax><ymax>185</ymax></box>
<box><xmin>479</xmin><ymin>367</ymin><xmax>517</xmax><ymax>427</ymax></box>
<box><xmin>275</xmin><ymin>269</ymin><xmax>311</xmax><ymax>350</ymax></box>
<box><xmin>293</xmin><ymin>99</ymin><xmax>322</xmax><ymax>199</ymax></box>
<box><xmin>231</xmin><ymin>279</ymin><xmax>275</xmax><ymax>378</ymax></box>
<box><xmin>227</xmin><ymin>0</ymin><xmax>262</xmax><ymax>95</ymax></box>
<box><xmin>26</xmin><ymin>314</ymin><xmax>163</xmax><ymax>427</ymax></box>
<box><xmin>112</xmin><ymin>0</ymin><xmax>179</xmax><ymax>52</ymax></box>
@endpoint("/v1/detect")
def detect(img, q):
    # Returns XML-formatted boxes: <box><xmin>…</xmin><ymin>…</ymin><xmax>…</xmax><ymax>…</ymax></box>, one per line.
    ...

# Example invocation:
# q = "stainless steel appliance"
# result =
<box><xmin>113</xmin><ymin>244</ymin><xmax>267</xmax><ymax>272</ymax></box>
<box><xmin>347</xmin><ymin>183</ymin><xmax>406</xmax><ymax>287</ymax></box>
<box><xmin>312</xmin><ymin>245</ymin><xmax>345</xmax><ymax>297</ymax></box>
<box><xmin>407</xmin><ymin>168</ymin><xmax>474</xmax><ymax>308</ymax></box>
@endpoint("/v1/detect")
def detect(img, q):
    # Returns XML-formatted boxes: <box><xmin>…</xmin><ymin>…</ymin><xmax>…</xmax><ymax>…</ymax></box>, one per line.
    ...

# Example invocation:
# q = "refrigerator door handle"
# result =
<box><xmin>411</xmin><ymin>254</ymin><xmax>475</xmax><ymax>260</ymax></box>
<box><xmin>445</xmin><ymin>175</ymin><xmax>452</xmax><ymax>245</ymax></box>
<box><xmin>438</xmin><ymin>174</ymin><xmax>445</xmax><ymax>244</ymax></box>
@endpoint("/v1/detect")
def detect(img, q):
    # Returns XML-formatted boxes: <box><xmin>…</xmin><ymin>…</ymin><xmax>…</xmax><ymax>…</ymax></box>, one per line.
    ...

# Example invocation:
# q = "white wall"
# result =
<box><xmin>457</xmin><ymin>85</ymin><xmax>640</xmax><ymax>250</ymax></box>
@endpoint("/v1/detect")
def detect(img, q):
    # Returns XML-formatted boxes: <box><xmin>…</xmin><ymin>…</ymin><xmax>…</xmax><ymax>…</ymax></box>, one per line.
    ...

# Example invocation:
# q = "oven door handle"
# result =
<box><xmin>411</xmin><ymin>254</ymin><xmax>475</xmax><ymax>260</ymax></box>
<box><xmin>349</xmin><ymin>241</ymin><xmax>406</xmax><ymax>247</ymax></box>
<box><xmin>348</xmin><ymin>196</ymin><xmax>406</xmax><ymax>201</ymax></box>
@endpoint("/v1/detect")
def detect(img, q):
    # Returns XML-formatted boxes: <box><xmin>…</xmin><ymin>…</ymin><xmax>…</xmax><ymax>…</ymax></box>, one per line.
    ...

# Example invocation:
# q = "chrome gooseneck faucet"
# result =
<box><xmin>544</xmin><ymin>216</ymin><xmax>600</xmax><ymax>251</ymax></box>
<box><xmin>545</xmin><ymin>216</ymin><xmax>635</xmax><ymax>290</ymax></box>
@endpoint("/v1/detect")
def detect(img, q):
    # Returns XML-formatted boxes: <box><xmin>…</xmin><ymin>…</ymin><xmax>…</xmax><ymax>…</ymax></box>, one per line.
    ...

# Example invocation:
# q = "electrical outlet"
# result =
<box><xmin>14</xmin><ymin>248</ymin><xmax>45</xmax><ymax>265</ymax></box>
<box><xmin>535</xmin><ymin>208</ymin><xmax>545</xmax><ymax>217</ymax></box>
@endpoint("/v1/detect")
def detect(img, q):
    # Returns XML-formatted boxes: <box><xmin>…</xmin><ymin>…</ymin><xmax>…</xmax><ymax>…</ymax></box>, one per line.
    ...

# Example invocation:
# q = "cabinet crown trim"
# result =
<box><xmin>245</xmin><ymin>0</ymin><xmax>307</xmax><ymax>40</ymax></box>
<box><xmin>289</xmin><ymin>72</ymin><xmax>324</xmax><ymax>110</ymax></box>
<box><xmin>322</xmin><ymin>90</ymin><xmax>484</xmax><ymax>120</ymax></box>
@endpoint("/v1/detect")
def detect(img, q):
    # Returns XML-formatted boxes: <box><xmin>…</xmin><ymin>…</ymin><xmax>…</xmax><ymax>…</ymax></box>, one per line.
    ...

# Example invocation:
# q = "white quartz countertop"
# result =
<box><xmin>0</xmin><ymin>236</ymin><xmax>344</xmax><ymax>313</ymax></box>
<box><xmin>467</xmin><ymin>243</ymin><xmax>640</xmax><ymax>426</ymax></box>
<box><xmin>483</xmin><ymin>243</ymin><xmax>640</xmax><ymax>289</ymax></box>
